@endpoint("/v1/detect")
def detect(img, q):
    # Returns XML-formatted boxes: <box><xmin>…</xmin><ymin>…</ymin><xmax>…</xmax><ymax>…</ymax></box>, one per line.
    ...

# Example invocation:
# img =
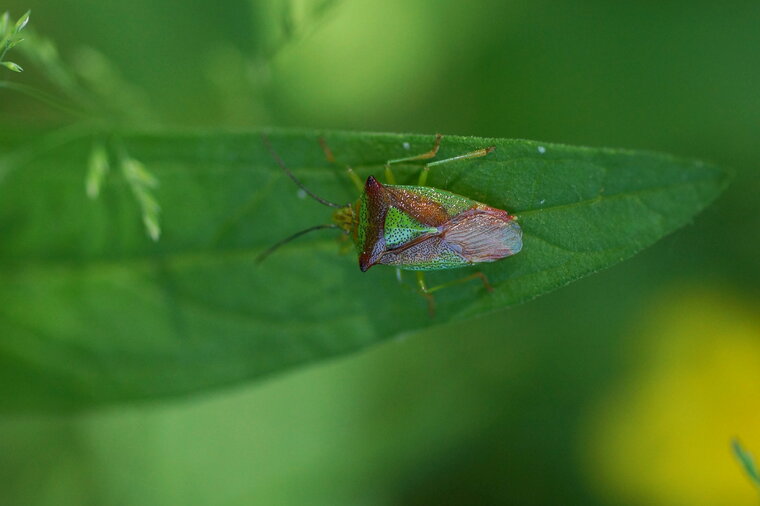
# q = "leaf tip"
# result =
<box><xmin>14</xmin><ymin>10</ymin><xmax>30</xmax><ymax>33</ymax></box>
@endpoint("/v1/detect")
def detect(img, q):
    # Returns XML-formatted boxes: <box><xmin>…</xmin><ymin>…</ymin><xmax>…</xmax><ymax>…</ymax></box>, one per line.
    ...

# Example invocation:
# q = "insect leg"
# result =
<box><xmin>415</xmin><ymin>272</ymin><xmax>437</xmax><ymax>317</ymax></box>
<box><xmin>385</xmin><ymin>133</ymin><xmax>442</xmax><ymax>185</ymax></box>
<box><xmin>418</xmin><ymin>146</ymin><xmax>495</xmax><ymax>187</ymax></box>
<box><xmin>318</xmin><ymin>137</ymin><xmax>363</xmax><ymax>192</ymax></box>
<box><xmin>384</xmin><ymin>165</ymin><xmax>398</xmax><ymax>185</ymax></box>
<box><xmin>416</xmin><ymin>270</ymin><xmax>493</xmax><ymax>316</ymax></box>
<box><xmin>428</xmin><ymin>271</ymin><xmax>493</xmax><ymax>294</ymax></box>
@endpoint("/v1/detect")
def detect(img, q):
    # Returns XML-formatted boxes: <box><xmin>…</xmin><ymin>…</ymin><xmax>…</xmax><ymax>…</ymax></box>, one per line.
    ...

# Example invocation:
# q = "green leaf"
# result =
<box><xmin>14</xmin><ymin>10</ymin><xmax>30</xmax><ymax>34</ymax></box>
<box><xmin>0</xmin><ymin>12</ymin><xmax>10</xmax><ymax>37</ymax></box>
<box><xmin>0</xmin><ymin>129</ymin><xmax>729</xmax><ymax>410</ymax></box>
<box><xmin>6</xmin><ymin>37</ymin><xmax>24</xmax><ymax>49</ymax></box>
<box><xmin>85</xmin><ymin>143</ymin><xmax>110</xmax><ymax>199</ymax></box>
<box><xmin>733</xmin><ymin>439</ymin><xmax>760</xmax><ymax>489</ymax></box>
<box><xmin>0</xmin><ymin>60</ymin><xmax>22</xmax><ymax>72</ymax></box>
<box><xmin>120</xmin><ymin>155</ymin><xmax>162</xmax><ymax>241</ymax></box>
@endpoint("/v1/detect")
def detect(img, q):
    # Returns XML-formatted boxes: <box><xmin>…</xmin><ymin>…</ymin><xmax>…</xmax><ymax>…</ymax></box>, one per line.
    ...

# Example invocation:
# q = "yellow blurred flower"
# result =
<box><xmin>583</xmin><ymin>286</ymin><xmax>760</xmax><ymax>506</ymax></box>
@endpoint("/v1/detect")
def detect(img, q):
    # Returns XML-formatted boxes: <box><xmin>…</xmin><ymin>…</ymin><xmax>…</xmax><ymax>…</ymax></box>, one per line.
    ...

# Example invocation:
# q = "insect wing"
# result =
<box><xmin>441</xmin><ymin>207</ymin><xmax>522</xmax><ymax>262</ymax></box>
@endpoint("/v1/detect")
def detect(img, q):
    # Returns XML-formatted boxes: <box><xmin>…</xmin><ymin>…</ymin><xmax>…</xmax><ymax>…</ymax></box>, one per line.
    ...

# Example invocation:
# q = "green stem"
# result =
<box><xmin>0</xmin><ymin>80</ymin><xmax>87</xmax><ymax>118</ymax></box>
<box><xmin>0</xmin><ymin>39</ymin><xmax>10</xmax><ymax>63</ymax></box>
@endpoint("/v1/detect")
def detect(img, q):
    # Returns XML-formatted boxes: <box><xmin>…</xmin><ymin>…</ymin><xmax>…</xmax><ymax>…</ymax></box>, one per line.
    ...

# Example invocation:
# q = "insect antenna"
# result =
<box><xmin>262</xmin><ymin>134</ymin><xmax>344</xmax><ymax>208</ymax></box>
<box><xmin>256</xmin><ymin>224</ymin><xmax>343</xmax><ymax>264</ymax></box>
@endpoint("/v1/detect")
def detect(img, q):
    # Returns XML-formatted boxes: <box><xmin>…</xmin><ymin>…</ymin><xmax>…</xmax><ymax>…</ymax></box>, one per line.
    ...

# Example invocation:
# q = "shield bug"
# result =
<box><xmin>258</xmin><ymin>134</ymin><xmax>523</xmax><ymax>315</ymax></box>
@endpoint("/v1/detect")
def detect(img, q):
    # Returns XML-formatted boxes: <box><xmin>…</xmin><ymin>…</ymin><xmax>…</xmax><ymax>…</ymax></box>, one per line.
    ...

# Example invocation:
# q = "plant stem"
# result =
<box><xmin>0</xmin><ymin>81</ymin><xmax>87</xmax><ymax>118</ymax></box>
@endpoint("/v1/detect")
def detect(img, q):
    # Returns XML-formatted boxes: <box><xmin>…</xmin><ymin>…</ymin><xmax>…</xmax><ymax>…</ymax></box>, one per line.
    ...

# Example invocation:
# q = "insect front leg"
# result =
<box><xmin>385</xmin><ymin>133</ymin><xmax>442</xmax><ymax>185</ymax></box>
<box><xmin>318</xmin><ymin>137</ymin><xmax>363</xmax><ymax>192</ymax></box>
<box><xmin>415</xmin><ymin>270</ymin><xmax>494</xmax><ymax>317</ymax></box>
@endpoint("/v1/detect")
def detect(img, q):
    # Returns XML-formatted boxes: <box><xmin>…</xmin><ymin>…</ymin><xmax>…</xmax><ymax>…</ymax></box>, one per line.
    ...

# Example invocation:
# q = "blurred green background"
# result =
<box><xmin>1</xmin><ymin>0</ymin><xmax>759</xmax><ymax>504</ymax></box>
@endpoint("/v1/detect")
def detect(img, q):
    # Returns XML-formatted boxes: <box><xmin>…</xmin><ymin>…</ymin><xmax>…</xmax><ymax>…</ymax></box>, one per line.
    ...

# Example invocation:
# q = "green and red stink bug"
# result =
<box><xmin>259</xmin><ymin>134</ymin><xmax>523</xmax><ymax>315</ymax></box>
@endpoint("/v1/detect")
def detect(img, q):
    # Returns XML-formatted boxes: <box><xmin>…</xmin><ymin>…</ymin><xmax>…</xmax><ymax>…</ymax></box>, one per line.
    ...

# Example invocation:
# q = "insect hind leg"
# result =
<box><xmin>415</xmin><ymin>270</ymin><xmax>493</xmax><ymax>317</ymax></box>
<box><xmin>418</xmin><ymin>145</ymin><xmax>495</xmax><ymax>187</ymax></box>
<box><xmin>415</xmin><ymin>272</ymin><xmax>437</xmax><ymax>317</ymax></box>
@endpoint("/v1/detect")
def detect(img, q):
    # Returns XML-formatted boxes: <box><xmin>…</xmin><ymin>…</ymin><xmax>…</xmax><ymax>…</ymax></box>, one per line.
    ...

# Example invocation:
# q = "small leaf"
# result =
<box><xmin>0</xmin><ymin>61</ymin><xmax>22</xmax><ymax>72</ymax></box>
<box><xmin>7</xmin><ymin>37</ymin><xmax>24</xmax><ymax>49</ymax></box>
<box><xmin>733</xmin><ymin>439</ymin><xmax>760</xmax><ymax>489</ymax></box>
<box><xmin>0</xmin><ymin>12</ymin><xmax>9</xmax><ymax>37</ymax></box>
<box><xmin>120</xmin><ymin>155</ymin><xmax>162</xmax><ymax>241</ymax></box>
<box><xmin>13</xmin><ymin>10</ymin><xmax>30</xmax><ymax>33</ymax></box>
<box><xmin>86</xmin><ymin>143</ymin><xmax>110</xmax><ymax>199</ymax></box>
<box><xmin>143</xmin><ymin>212</ymin><xmax>161</xmax><ymax>241</ymax></box>
<box><xmin>0</xmin><ymin>129</ymin><xmax>729</xmax><ymax>411</ymax></box>
<box><xmin>122</xmin><ymin>157</ymin><xmax>159</xmax><ymax>188</ymax></box>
